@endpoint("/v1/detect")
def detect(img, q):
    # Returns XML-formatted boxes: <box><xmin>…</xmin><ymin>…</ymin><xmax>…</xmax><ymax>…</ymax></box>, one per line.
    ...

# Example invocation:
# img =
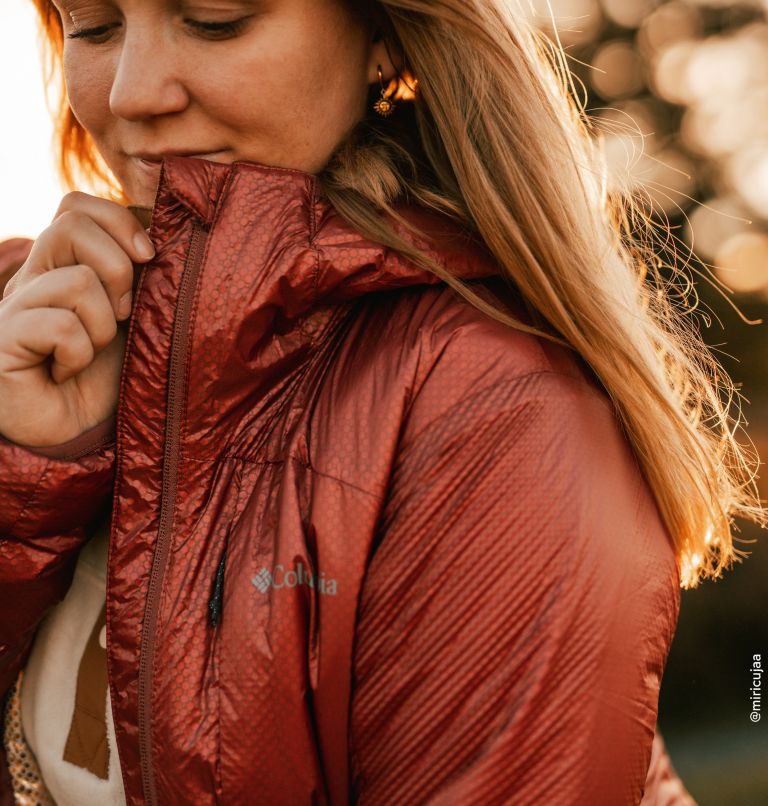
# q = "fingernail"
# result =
<box><xmin>134</xmin><ymin>232</ymin><xmax>155</xmax><ymax>260</ymax></box>
<box><xmin>118</xmin><ymin>291</ymin><xmax>132</xmax><ymax>319</ymax></box>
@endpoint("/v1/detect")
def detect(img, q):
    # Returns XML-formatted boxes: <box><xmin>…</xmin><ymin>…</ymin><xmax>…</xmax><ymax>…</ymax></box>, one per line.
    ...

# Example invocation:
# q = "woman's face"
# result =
<box><xmin>51</xmin><ymin>0</ymin><xmax>397</xmax><ymax>205</ymax></box>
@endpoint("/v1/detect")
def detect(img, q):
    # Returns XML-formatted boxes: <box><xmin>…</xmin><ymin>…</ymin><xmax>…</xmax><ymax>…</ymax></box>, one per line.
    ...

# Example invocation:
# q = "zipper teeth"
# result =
<box><xmin>138</xmin><ymin>222</ymin><xmax>207</xmax><ymax>806</ymax></box>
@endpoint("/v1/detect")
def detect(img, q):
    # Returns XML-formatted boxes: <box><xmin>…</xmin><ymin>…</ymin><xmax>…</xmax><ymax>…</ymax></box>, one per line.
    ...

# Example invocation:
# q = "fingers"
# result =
<box><xmin>13</xmin><ymin>192</ymin><xmax>155</xmax><ymax>320</ymax></box>
<box><xmin>53</xmin><ymin>191</ymin><xmax>155</xmax><ymax>264</ymax></box>
<box><xmin>10</xmin><ymin>307</ymin><xmax>95</xmax><ymax>385</ymax></box>
<box><xmin>1</xmin><ymin>264</ymin><xmax>119</xmax><ymax>383</ymax></box>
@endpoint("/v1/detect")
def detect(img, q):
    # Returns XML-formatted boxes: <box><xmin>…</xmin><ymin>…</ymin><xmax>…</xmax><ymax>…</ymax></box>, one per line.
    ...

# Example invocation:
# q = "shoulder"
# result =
<box><xmin>385</xmin><ymin>274</ymin><xmax>613</xmax><ymax>440</ymax></box>
<box><xmin>387</xmin><ymin>273</ymin><xmax>681</xmax><ymax>588</ymax></box>
<box><xmin>343</xmin><ymin>268</ymin><xmax>624</xmax><ymax>485</ymax></box>
<box><xmin>355</xmin><ymin>272</ymin><xmax>682</xmax><ymax>802</ymax></box>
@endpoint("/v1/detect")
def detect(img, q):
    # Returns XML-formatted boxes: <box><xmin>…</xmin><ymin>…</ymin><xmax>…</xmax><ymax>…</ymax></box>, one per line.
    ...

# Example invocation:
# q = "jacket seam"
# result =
<box><xmin>177</xmin><ymin>220</ymin><xmax>213</xmax><ymax>465</ymax></box>
<box><xmin>0</xmin><ymin>416</ymin><xmax>116</xmax><ymax>462</ymax></box>
<box><xmin>292</xmin><ymin>459</ymin><xmax>383</xmax><ymax>499</ymax></box>
<box><xmin>40</xmin><ymin>432</ymin><xmax>115</xmax><ymax>462</ymax></box>
<box><xmin>56</xmin><ymin>435</ymin><xmax>115</xmax><ymax>462</ymax></box>
<box><xmin>308</xmin><ymin>178</ymin><xmax>321</xmax><ymax>305</ymax></box>
<box><xmin>180</xmin><ymin>454</ymin><xmax>384</xmax><ymax>500</ymax></box>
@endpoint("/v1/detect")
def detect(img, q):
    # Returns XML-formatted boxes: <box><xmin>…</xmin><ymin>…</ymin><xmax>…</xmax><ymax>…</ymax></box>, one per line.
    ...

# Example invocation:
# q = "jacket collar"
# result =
<box><xmin>128</xmin><ymin>154</ymin><xmax>500</xmax><ymax>317</ymax></box>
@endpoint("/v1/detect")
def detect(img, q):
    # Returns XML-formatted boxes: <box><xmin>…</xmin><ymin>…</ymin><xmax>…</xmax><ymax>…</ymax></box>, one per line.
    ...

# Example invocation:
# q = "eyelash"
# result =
<box><xmin>66</xmin><ymin>17</ymin><xmax>250</xmax><ymax>42</ymax></box>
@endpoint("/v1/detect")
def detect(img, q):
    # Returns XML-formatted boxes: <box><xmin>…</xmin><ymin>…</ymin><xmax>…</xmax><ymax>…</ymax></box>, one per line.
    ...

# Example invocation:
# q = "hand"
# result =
<box><xmin>0</xmin><ymin>192</ymin><xmax>155</xmax><ymax>448</ymax></box>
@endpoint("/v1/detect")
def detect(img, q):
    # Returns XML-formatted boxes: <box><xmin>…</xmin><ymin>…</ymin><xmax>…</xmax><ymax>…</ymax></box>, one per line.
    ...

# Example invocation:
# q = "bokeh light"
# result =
<box><xmin>536</xmin><ymin>0</ymin><xmax>768</xmax><ymax>299</ymax></box>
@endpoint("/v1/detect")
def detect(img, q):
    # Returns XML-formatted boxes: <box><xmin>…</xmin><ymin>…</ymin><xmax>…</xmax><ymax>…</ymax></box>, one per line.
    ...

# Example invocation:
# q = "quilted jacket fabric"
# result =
<box><xmin>0</xmin><ymin>156</ymin><xmax>689</xmax><ymax>804</ymax></box>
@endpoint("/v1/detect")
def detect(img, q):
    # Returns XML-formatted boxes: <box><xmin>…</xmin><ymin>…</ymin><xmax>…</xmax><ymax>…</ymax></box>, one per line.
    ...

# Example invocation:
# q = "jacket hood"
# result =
<box><xmin>129</xmin><ymin>155</ymin><xmax>500</xmax><ymax>319</ymax></box>
<box><xmin>117</xmin><ymin>156</ymin><xmax>506</xmax><ymax>462</ymax></box>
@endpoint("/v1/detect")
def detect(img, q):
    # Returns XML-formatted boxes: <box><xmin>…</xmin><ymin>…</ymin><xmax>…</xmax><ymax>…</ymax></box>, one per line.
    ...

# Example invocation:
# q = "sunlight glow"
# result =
<box><xmin>0</xmin><ymin>1</ymin><xmax>65</xmax><ymax>242</ymax></box>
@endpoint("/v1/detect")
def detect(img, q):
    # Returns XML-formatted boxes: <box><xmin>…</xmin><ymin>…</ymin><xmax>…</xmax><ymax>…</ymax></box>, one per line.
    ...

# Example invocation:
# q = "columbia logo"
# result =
<box><xmin>251</xmin><ymin>562</ymin><xmax>338</xmax><ymax>596</ymax></box>
<box><xmin>251</xmin><ymin>568</ymin><xmax>272</xmax><ymax>593</ymax></box>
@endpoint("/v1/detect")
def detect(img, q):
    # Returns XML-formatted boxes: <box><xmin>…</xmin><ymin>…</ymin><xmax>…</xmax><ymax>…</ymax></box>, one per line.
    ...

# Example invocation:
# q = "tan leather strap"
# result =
<box><xmin>62</xmin><ymin>601</ymin><xmax>110</xmax><ymax>779</ymax></box>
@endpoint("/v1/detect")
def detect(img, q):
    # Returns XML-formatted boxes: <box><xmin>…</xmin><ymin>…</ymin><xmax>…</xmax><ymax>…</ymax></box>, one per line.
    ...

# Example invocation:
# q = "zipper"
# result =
<box><xmin>207</xmin><ymin>531</ymin><xmax>229</xmax><ymax>628</ymax></box>
<box><xmin>137</xmin><ymin>220</ymin><xmax>208</xmax><ymax>806</ymax></box>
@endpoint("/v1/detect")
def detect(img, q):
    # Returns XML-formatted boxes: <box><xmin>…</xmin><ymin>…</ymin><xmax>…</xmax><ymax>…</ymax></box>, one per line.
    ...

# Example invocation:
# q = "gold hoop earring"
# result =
<box><xmin>373</xmin><ymin>64</ymin><xmax>396</xmax><ymax>117</ymax></box>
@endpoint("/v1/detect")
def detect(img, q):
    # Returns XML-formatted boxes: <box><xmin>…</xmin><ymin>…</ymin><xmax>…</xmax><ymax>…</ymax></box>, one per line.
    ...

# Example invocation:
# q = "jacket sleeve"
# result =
<box><xmin>0</xmin><ymin>416</ymin><xmax>117</xmax><ymax>696</ymax></box>
<box><xmin>0</xmin><ymin>233</ymin><xmax>117</xmax><ymax>696</ymax></box>
<box><xmin>0</xmin><ymin>238</ymin><xmax>117</xmax><ymax>803</ymax></box>
<box><xmin>0</xmin><ymin>237</ymin><xmax>33</xmax><ymax>298</ymax></box>
<box><xmin>349</xmin><ymin>352</ymin><xmax>682</xmax><ymax>805</ymax></box>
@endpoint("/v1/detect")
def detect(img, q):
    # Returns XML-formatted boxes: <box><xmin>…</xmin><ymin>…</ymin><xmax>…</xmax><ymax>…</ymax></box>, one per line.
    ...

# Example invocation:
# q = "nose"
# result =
<box><xmin>108</xmin><ymin>24</ymin><xmax>189</xmax><ymax>120</ymax></box>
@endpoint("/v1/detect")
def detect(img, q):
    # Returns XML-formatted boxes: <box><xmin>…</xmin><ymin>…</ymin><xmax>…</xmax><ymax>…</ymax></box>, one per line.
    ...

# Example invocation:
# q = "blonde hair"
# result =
<box><xmin>31</xmin><ymin>0</ymin><xmax>766</xmax><ymax>588</ymax></box>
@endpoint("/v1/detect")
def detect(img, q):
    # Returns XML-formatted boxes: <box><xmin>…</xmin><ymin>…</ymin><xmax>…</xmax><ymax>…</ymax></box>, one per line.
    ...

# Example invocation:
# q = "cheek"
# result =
<box><xmin>63</xmin><ymin>50</ymin><xmax>114</xmax><ymax>133</ymax></box>
<box><xmin>189</xmin><ymin>51</ymin><xmax>335</xmax><ymax>138</ymax></box>
<box><xmin>214</xmin><ymin>9</ymin><xmax>369</xmax><ymax>133</ymax></box>
<box><xmin>243</xmin><ymin>32</ymin><xmax>368</xmax><ymax>135</ymax></box>
<box><xmin>191</xmin><ymin>54</ymin><xmax>275</xmax><ymax>133</ymax></box>
<box><xmin>310</xmin><ymin>20</ymin><xmax>372</xmax><ymax>129</ymax></box>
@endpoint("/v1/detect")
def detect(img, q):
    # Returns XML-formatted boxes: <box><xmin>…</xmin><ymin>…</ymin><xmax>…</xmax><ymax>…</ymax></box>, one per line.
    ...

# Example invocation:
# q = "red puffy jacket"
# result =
<box><xmin>1</xmin><ymin>156</ymin><xmax>693</xmax><ymax>804</ymax></box>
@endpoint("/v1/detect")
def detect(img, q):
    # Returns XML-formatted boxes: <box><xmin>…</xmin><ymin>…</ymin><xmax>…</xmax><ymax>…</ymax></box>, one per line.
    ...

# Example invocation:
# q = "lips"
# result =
<box><xmin>133</xmin><ymin>151</ymin><xmax>226</xmax><ymax>162</ymax></box>
<box><xmin>135</xmin><ymin>158</ymin><xmax>163</xmax><ymax>173</ymax></box>
<box><xmin>131</xmin><ymin>152</ymin><xmax>229</xmax><ymax>182</ymax></box>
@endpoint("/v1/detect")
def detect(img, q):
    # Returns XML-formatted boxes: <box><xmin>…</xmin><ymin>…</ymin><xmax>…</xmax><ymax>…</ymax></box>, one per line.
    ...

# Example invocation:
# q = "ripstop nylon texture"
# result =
<box><xmin>1</xmin><ymin>156</ymin><xmax>681</xmax><ymax>804</ymax></box>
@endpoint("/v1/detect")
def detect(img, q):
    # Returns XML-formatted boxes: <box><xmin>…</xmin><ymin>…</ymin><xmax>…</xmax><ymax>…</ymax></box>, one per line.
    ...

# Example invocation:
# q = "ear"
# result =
<box><xmin>366</xmin><ymin>32</ymin><xmax>399</xmax><ymax>87</ymax></box>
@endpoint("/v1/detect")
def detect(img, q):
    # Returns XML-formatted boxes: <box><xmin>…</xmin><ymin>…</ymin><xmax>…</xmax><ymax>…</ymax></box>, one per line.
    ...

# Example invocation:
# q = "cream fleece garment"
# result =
<box><xmin>20</xmin><ymin>524</ymin><xmax>127</xmax><ymax>805</ymax></box>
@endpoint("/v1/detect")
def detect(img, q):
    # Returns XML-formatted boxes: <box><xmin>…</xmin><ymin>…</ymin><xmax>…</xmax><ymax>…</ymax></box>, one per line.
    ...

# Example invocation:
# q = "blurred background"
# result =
<box><xmin>2</xmin><ymin>0</ymin><xmax>767</xmax><ymax>802</ymax></box>
<box><xmin>0</xmin><ymin>2</ymin><xmax>64</xmax><ymax>240</ymax></box>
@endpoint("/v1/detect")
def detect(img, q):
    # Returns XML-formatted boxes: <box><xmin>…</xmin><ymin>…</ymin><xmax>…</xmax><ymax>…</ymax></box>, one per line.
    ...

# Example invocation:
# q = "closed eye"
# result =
<box><xmin>186</xmin><ymin>17</ymin><xmax>252</xmax><ymax>38</ymax></box>
<box><xmin>66</xmin><ymin>17</ymin><xmax>253</xmax><ymax>42</ymax></box>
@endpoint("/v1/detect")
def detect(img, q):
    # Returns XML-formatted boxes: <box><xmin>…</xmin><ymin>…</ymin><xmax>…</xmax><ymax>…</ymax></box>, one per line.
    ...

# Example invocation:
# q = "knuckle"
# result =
<box><xmin>58</xmin><ymin>263</ymin><xmax>95</xmax><ymax>296</ymax></box>
<box><xmin>105</xmin><ymin>264</ymin><xmax>135</xmax><ymax>295</ymax></box>
<box><xmin>57</xmin><ymin>191</ymin><xmax>87</xmax><ymax>212</ymax></box>
<box><xmin>54</xmin><ymin>208</ymin><xmax>88</xmax><ymax>233</ymax></box>
<box><xmin>66</xmin><ymin>263</ymin><xmax>98</xmax><ymax>294</ymax></box>
<box><xmin>53</xmin><ymin>310</ymin><xmax>81</xmax><ymax>339</ymax></box>
<box><xmin>96</xmin><ymin>319</ymin><xmax>119</xmax><ymax>349</ymax></box>
<box><xmin>117</xmin><ymin>257</ymin><xmax>135</xmax><ymax>287</ymax></box>
<box><xmin>102</xmin><ymin>254</ymin><xmax>133</xmax><ymax>284</ymax></box>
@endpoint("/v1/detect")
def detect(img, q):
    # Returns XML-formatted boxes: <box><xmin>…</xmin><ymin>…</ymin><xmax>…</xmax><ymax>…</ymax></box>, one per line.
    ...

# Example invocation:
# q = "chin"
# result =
<box><xmin>123</xmin><ymin>175</ymin><xmax>161</xmax><ymax>207</ymax></box>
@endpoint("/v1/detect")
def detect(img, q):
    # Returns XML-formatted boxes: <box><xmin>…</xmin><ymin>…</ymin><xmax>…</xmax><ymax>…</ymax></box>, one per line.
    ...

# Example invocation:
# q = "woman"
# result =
<box><xmin>0</xmin><ymin>0</ymin><xmax>758</xmax><ymax>803</ymax></box>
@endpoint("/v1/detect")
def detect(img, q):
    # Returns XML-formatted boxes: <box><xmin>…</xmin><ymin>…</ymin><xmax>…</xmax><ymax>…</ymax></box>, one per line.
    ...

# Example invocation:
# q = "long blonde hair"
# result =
<box><xmin>31</xmin><ymin>0</ymin><xmax>766</xmax><ymax>588</ymax></box>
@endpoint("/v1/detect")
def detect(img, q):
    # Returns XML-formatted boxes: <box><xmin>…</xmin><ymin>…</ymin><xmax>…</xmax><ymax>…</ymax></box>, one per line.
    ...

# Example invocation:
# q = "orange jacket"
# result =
<box><xmin>1</xmin><ymin>156</ymin><xmax>690</xmax><ymax>804</ymax></box>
